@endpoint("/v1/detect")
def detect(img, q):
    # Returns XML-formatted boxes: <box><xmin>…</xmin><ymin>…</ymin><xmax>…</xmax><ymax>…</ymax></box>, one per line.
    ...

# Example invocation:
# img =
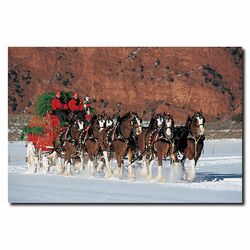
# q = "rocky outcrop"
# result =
<box><xmin>8</xmin><ymin>47</ymin><xmax>242</xmax><ymax>123</ymax></box>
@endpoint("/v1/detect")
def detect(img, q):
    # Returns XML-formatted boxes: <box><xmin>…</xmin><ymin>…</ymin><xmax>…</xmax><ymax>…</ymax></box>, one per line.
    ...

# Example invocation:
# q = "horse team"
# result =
<box><xmin>26</xmin><ymin>111</ymin><xmax>206</xmax><ymax>182</ymax></box>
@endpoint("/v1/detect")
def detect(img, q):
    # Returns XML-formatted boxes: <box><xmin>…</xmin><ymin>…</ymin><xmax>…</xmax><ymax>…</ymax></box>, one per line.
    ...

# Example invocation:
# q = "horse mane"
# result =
<box><xmin>90</xmin><ymin>114</ymin><xmax>98</xmax><ymax>125</ymax></box>
<box><xmin>68</xmin><ymin>115</ymin><xmax>76</xmax><ymax>127</ymax></box>
<box><xmin>120</xmin><ymin>112</ymin><xmax>131</xmax><ymax>121</ymax></box>
<box><xmin>186</xmin><ymin>115</ymin><xmax>192</xmax><ymax>125</ymax></box>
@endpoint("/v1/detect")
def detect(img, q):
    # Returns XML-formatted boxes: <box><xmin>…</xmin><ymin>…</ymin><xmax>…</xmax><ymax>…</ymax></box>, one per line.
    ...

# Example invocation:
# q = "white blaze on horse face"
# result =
<box><xmin>78</xmin><ymin>121</ymin><xmax>84</xmax><ymax>130</ymax></box>
<box><xmin>166</xmin><ymin>128</ymin><xmax>171</xmax><ymax>136</ymax></box>
<box><xmin>106</xmin><ymin>119</ymin><xmax>113</xmax><ymax>127</ymax></box>
<box><xmin>157</xmin><ymin>117</ymin><xmax>163</xmax><ymax>126</ymax></box>
<box><xmin>98</xmin><ymin>119</ymin><xmax>105</xmax><ymax>131</ymax></box>
<box><xmin>197</xmin><ymin>116</ymin><xmax>205</xmax><ymax>135</ymax></box>
<box><xmin>156</xmin><ymin>117</ymin><xmax>160</xmax><ymax>126</ymax></box>
<box><xmin>135</xmin><ymin>116</ymin><xmax>142</xmax><ymax>135</ymax></box>
<box><xmin>165</xmin><ymin>119</ymin><xmax>172</xmax><ymax>136</ymax></box>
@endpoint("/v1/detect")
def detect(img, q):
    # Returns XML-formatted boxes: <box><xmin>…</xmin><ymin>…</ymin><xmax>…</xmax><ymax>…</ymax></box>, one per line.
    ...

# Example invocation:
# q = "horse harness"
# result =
<box><xmin>186</xmin><ymin>133</ymin><xmax>205</xmax><ymax>158</ymax></box>
<box><xmin>79</xmin><ymin>125</ymin><xmax>99</xmax><ymax>147</ymax></box>
<box><xmin>105</xmin><ymin>126</ymin><xmax>130</xmax><ymax>145</ymax></box>
<box><xmin>147</xmin><ymin>124</ymin><xmax>175</xmax><ymax>152</ymax></box>
<box><xmin>186</xmin><ymin>115</ymin><xmax>205</xmax><ymax>158</ymax></box>
<box><xmin>103</xmin><ymin>116</ymin><xmax>139</xmax><ymax>151</ymax></box>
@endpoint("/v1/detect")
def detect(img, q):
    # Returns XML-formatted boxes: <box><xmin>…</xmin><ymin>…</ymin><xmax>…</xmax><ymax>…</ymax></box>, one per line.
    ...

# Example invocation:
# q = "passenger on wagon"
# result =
<box><xmin>67</xmin><ymin>92</ymin><xmax>84</xmax><ymax>120</ymax></box>
<box><xmin>51</xmin><ymin>91</ymin><xmax>68</xmax><ymax>123</ymax></box>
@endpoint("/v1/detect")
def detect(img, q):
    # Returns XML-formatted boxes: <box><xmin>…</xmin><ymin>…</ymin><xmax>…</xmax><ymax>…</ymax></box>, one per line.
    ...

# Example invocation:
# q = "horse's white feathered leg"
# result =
<box><xmin>103</xmin><ymin>151</ymin><xmax>113</xmax><ymax>177</ymax></box>
<box><xmin>113</xmin><ymin>166</ymin><xmax>122</xmax><ymax>177</ymax></box>
<box><xmin>140</xmin><ymin>156</ymin><xmax>148</xmax><ymax>177</ymax></box>
<box><xmin>73</xmin><ymin>160</ymin><xmax>81</xmax><ymax>173</ymax></box>
<box><xmin>79</xmin><ymin>151</ymin><xmax>84</xmax><ymax>173</ymax></box>
<box><xmin>96</xmin><ymin>160</ymin><xmax>104</xmax><ymax>172</ymax></box>
<box><xmin>187</xmin><ymin>159</ymin><xmax>196</xmax><ymax>181</ymax></box>
<box><xmin>169</xmin><ymin>162</ymin><xmax>184</xmax><ymax>182</ymax></box>
<box><xmin>147</xmin><ymin>159</ymin><xmax>154</xmax><ymax>179</ymax></box>
<box><xmin>26</xmin><ymin>142</ymin><xmax>38</xmax><ymax>173</ymax></box>
<box><xmin>56</xmin><ymin>156</ymin><xmax>64</xmax><ymax>175</ymax></box>
<box><xmin>86</xmin><ymin>158</ymin><xmax>95</xmax><ymax>175</ymax></box>
<box><xmin>90</xmin><ymin>160</ymin><xmax>95</xmax><ymax>176</ymax></box>
<box><xmin>63</xmin><ymin>160</ymin><xmax>72</xmax><ymax>176</ymax></box>
<box><xmin>42</xmin><ymin>154</ymin><xmax>50</xmax><ymax>174</ymax></box>
<box><xmin>180</xmin><ymin>158</ymin><xmax>187</xmax><ymax>180</ymax></box>
<box><xmin>128</xmin><ymin>163</ymin><xmax>135</xmax><ymax>180</ymax></box>
<box><xmin>155</xmin><ymin>165</ymin><xmax>165</xmax><ymax>182</ymax></box>
<box><xmin>33</xmin><ymin>155</ymin><xmax>39</xmax><ymax>173</ymax></box>
<box><xmin>87</xmin><ymin>159</ymin><xmax>91</xmax><ymax>172</ymax></box>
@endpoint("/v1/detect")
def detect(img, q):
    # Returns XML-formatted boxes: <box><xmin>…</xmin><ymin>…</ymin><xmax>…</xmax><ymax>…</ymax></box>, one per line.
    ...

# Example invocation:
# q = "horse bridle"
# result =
<box><xmin>130</xmin><ymin>115</ymin><xmax>142</xmax><ymax>129</ymax></box>
<box><xmin>97</xmin><ymin>117</ymin><xmax>106</xmax><ymax>130</ymax></box>
<box><xmin>156</xmin><ymin>115</ymin><xmax>164</xmax><ymax>126</ymax></box>
<box><xmin>164</xmin><ymin>117</ymin><xmax>174</xmax><ymax>138</ymax></box>
<box><xmin>73</xmin><ymin>119</ymin><xmax>84</xmax><ymax>130</ymax></box>
<box><xmin>188</xmin><ymin>114</ymin><xmax>205</xmax><ymax>138</ymax></box>
<box><xmin>195</xmin><ymin>115</ymin><xmax>205</xmax><ymax>128</ymax></box>
<box><xmin>115</xmin><ymin>115</ymin><xmax>141</xmax><ymax>137</ymax></box>
<box><xmin>106</xmin><ymin>118</ymin><xmax>113</xmax><ymax>127</ymax></box>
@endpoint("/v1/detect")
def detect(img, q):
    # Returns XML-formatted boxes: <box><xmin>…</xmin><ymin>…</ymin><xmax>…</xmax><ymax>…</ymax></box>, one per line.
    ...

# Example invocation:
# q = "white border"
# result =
<box><xmin>1</xmin><ymin>0</ymin><xmax>249</xmax><ymax>249</ymax></box>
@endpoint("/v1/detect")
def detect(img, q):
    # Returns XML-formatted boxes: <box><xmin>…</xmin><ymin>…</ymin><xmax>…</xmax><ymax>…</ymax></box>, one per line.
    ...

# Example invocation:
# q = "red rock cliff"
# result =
<box><xmin>8</xmin><ymin>47</ymin><xmax>242</xmax><ymax>122</ymax></box>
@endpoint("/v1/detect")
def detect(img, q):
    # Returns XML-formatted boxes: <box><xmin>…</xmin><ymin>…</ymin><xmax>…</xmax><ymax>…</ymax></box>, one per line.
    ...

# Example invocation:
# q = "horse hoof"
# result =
<box><xmin>105</xmin><ymin>171</ymin><xmax>113</xmax><ymax>178</ymax></box>
<box><xmin>128</xmin><ymin>174</ymin><xmax>136</xmax><ymax>181</ymax></box>
<box><xmin>147</xmin><ymin>174</ymin><xmax>153</xmax><ymax>180</ymax></box>
<box><xmin>113</xmin><ymin>169</ymin><xmax>121</xmax><ymax>177</ymax></box>
<box><xmin>140</xmin><ymin>169</ymin><xmax>148</xmax><ymax>177</ymax></box>
<box><xmin>128</xmin><ymin>177</ymin><xmax>136</xmax><ymax>181</ymax></box>
<box><xmin>63</xmin><ymin>171</ymin><xmax>72</xmax><ymax>176</ymax></box>
<box><xmin>155</xmin><ymin>177</ymin><xmax>165</xmax><ymax>183</ymax></box>
<box><xmin>186</xmin><ymin>176</ymin><xmax>195</xmax><ymax>182</ymax></box>
<box><xmin>186</xmin><ymin>171</ymin><xmax>195</xmax><ymax>182</ymax></box>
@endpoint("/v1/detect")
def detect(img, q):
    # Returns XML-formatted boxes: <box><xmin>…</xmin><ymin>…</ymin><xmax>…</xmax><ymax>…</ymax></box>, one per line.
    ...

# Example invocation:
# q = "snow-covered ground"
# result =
<box><xmin>8</xmin><ymin>139</ymin><xmax>242</xmax><ymax>203</ymax></box>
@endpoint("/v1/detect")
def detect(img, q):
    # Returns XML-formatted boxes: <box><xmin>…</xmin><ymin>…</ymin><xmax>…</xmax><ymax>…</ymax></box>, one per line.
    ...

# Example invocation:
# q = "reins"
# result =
<box><xmin>187</xmin><ymin>133</ymin><xmax>203</xmax><ymax>158</ymax></box>
<box><xmin>187</xmin><ymin>115</ymin><xmax>205</xmax><ymax>157</ymax></box>
<box><xmin>122</xmin><ymin>146</ymin><xmax>152</xmax><ymax>169</ymax></box>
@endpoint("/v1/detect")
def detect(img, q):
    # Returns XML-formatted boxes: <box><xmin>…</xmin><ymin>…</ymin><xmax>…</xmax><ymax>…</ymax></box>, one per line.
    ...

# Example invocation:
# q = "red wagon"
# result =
<box><xmin>27</xmin><ymin>114</ymin><xmax>64</xmax><ymax>152</ymax></box>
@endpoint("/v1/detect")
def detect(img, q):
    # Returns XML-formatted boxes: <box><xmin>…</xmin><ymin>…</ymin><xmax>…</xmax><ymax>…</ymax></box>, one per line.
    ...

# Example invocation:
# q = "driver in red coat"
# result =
<box><xmin>68</xmin><ymin>92</ymin><xmax>84</xmax><ymax>111</ymax></box>
<box><xmin>67</xmin><ymin>92</ymin><xmax>84</xmax><ymax>120</ymax></box>
<box><xmin>51</xmin><ymin>91</ymin><xmax>68</xmax><ymax>123</ymax></box>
